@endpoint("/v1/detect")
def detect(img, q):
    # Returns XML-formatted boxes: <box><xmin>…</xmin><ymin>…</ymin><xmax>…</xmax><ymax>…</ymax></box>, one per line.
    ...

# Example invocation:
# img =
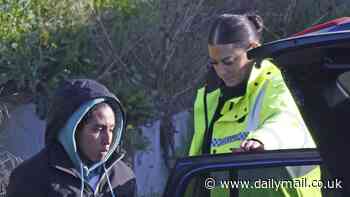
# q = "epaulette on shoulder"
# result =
<box><xmin>260</xmin><ymin>59</ymin><xmax>282</xmax><ymax>77</ymax></box>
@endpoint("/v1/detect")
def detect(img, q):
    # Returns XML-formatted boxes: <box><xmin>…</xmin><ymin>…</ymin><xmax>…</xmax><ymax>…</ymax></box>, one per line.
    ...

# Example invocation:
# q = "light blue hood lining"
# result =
<box><xmin>57</xmin><ymin>97</ymin><xmax>124</xmax><ymax>195</ymax></box>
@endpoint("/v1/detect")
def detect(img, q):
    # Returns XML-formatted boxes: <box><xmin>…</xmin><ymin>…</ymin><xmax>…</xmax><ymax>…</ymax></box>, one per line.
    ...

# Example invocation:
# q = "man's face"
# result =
<box><xmin>77</xmin><ymin>104</ymin><xmax>115</xmax><ymax>162</ymax></box>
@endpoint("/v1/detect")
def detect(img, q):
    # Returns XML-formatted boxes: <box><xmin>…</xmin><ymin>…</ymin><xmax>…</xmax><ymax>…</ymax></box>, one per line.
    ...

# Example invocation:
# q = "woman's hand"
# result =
<box><xmin>232</xmin><ymin>139</ymin><xmax>264</xmax><ymax>153</ymax></box>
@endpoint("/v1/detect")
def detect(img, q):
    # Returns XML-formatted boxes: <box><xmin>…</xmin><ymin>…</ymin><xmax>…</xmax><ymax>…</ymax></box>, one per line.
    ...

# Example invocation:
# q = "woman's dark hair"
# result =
<box><xmin>208</xmin><ymin>14</ymin><xmax>264</xmax><ymax>46</ymax></box>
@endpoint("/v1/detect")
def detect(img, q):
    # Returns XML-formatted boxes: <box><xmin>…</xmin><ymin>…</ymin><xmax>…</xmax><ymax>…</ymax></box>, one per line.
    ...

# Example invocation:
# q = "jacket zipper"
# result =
<box><xmin>94</xmin><ymin>152</ymin><xmax>125</xmax><ymax>195</ymax></box>
<box><xmin>53</xmin><ymin>166</ymin><xmax>95</xmax><ymax>194</ymax></box>
<box><xmin>53</xmin><ymin>152</ymin><xmax>124</xmax><ymax>196</ymax></box>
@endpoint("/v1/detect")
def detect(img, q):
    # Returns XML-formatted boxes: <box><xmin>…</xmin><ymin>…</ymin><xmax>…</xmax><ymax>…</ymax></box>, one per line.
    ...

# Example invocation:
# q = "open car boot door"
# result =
<box><xmin>248</xmin><ymin>17</ymin><xmax>350</xmax><ymax>195</ymax></box>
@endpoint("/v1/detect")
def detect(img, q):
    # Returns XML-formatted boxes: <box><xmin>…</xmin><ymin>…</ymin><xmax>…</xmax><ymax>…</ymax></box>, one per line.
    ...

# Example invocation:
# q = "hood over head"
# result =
<box><xmin>45</xmin><ymin>79</ymin><xmax>125</xmax><ymax>170</ymax></box>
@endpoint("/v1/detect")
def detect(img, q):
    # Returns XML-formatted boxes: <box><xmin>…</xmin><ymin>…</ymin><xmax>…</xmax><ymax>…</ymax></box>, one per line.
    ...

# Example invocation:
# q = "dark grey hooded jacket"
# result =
<box><xmin>7</xmin><ymin>79</ymin><xmax>136</xmax><ymax>197</ymax></box>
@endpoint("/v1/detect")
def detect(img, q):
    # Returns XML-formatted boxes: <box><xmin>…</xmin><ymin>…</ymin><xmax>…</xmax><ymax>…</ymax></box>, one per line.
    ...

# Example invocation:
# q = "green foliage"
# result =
<box><xmin>0</xmin><ymin>0</ymin><xmax>153</xmax><ymax>152</ymax></box>
<box><xmin>0</xmin><ymin>0</ymin><xmax>144</xmax><ymax>91</ymax></box>
<box><xmin>0</xmin><ymin>0</ymin><xmax>141</xmax><ymax>88</ymax></box>
<box><xmin>1</xmin><ymin>0</ymin><xmax>90</xmax><ymax>92</ymax></box>
<box><xmin>93</xmin><ymin>0</ymin><xmax>138</xmax><ymax>15</ymax></box>
<box><xmin>0</xmin><ymin>0</ymin><xmax>34</xmax><ymax>41</ymax></box>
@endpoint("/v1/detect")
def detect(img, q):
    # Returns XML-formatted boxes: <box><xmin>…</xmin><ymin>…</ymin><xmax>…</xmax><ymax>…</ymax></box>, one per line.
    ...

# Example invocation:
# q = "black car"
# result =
<box><xmin>164</xmin><ymin>17</ymin><xmax>350</xmax><ymax>197</ymax></box>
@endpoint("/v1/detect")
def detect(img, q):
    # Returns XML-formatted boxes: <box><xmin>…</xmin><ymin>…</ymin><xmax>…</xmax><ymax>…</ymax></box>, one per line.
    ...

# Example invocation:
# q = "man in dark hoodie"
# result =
<box><xmin>7</xmin><ymin>79</ymin><xmax>136</xmax><ymax>197</ymax></box>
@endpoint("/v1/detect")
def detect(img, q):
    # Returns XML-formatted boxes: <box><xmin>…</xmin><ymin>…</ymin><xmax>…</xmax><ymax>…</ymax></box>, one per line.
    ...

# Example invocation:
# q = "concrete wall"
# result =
<box><xmin>134</xmin><ymin>111</ymin><xmax>191</xmax><ymax>197</ymax></box>
<box><xmin>0</xmin><ymin>104</ymin><xmax>45</xmax><ymax>160</ymax></box>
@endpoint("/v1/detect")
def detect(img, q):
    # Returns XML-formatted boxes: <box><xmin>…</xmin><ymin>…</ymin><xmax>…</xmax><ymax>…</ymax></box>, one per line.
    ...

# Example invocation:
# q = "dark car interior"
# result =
<box><xmin>256</xmin><ymin>34</ymin><xmax>350</xmax><ymax>196</ymax></box>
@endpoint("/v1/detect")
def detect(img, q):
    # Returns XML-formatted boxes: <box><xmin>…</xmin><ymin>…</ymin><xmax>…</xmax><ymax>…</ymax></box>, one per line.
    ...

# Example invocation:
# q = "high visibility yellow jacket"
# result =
<box><xmin>189</xmin><ymin>59</ymin><xmax>321</xmax><ymax>197</ymax></box>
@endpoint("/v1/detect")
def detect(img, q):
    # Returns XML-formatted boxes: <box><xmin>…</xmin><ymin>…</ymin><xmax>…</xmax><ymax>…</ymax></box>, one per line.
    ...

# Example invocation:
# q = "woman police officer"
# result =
<box><xmin>189</xmin><ymin>14</ymin><xmax>321</xmax><ymax>197</ymax></box>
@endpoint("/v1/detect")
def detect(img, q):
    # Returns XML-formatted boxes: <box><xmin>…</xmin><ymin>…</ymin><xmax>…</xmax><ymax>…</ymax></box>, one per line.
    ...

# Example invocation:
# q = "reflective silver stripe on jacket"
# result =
<box><xmin>210</xmin><ymin>80</ymin><xmax>269</xmax><ymax>147</ymax></box>
<box><xmin>211</xmin><ymin>79</ymin><xmax>317</xmax><ymax>178</ymax></box>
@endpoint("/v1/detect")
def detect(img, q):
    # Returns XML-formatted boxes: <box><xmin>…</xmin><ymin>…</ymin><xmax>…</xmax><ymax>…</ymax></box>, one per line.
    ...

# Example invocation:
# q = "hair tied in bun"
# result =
<box><xmin>246</xmin><ymin>14</ymin><xmax>264</xmax><ymax>33</ymax></box>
